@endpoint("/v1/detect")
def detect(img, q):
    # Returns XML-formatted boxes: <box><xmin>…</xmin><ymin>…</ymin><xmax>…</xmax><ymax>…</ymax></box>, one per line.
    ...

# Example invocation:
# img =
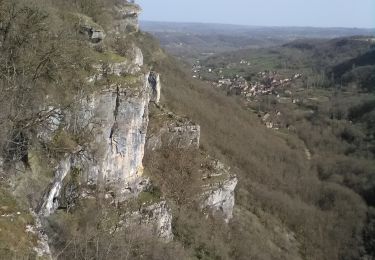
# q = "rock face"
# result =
<box><xmin>141</xmin><ymin>201</ymin><xmax>173</xmax><ymax>241</ymax></box>
<box><xmin>80</xmin><ymin>81</ymin><xmax>150</xmax><ymax>186</ymax></box>
<box><xmin>81</xmin><ymin>25</ymin><xmax>105</xmax><ymax>43</ymax></box>
<box><xmin>0</xmin><ymin>157</ymin><xmax>3</xmax><ymax>171</ymax></box>
<box><xmin>78</xmin><ymin>15</ymin><xmax>105</xmax><ymax>43</ymax></box>
<box><xmin>39</xmin><ymin>156</ymin><xmax>72</xmax><ymax>216</ymax></box>
<box><xmin>203</xmin><ymin>177</ymin><xmax>238</xmax><ymax>222</ymax></box>
<box><xmin>113</xmin><ymin>2</ymin><xmax>142</xmax><ymax>33</ymax></box>
<box><xmin>166</xmin><ymin>124</ymin><xmax>200</xmax><ymax>148</ymax></box>
<box><xmin>33</xmin><ymin>2</ymin><xmax>175</xmax><ymax>244</ymax></box>
<box><xmin>148</xmin><ymin>72</ymin><xmax>161</xmax><ymax>103</ymax></box>
<box><xmin>126</xmin><ymin>201</ymin><xmax>173</xmax><ymax>241</ymax></box>
<box><xmin>106</xmin><ymin>46</ymin><xmax>144</xmax><ymax>75</ymax></box>
<box><xmin>39</xmin><ymin>72</ymin><xmax>155</xmax><ymax>215</ymax></box>
<box><xmin>27</xmin><ymin>211</ymin><xmax>52</xmax><ymax>258</ymax></box>
<box><xmin>146</xmin><ymin>108</ymin><xmax>201</xmax><ymax>151</ymax></box>
<box><xmin>201</xmin><ymin>159</ymin><xmax>238</xmax><ymax>222</ymax></box>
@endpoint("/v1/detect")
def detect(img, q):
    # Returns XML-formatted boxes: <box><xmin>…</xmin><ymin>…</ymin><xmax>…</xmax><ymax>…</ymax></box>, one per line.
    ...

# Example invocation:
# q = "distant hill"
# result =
<box><xmin>198</xmin><ymin>35</ymin><xmax>375</xmax><ymax>91</ymax></box>
<box><xmin>285</xmin><ymin>37</ymin><xmax>375</xmax><ymax>91</ymax></box>
<box><xmin>284</xmin><ymin>36</ymin><xmax>374</xmax><ymax>58</ymax></box>
<box><xmin>332</xmin><ymin>49</ymin><xmax>375</xmax><ymax>91</ymax></box>
<box><xmin>140</xmin><ymin>21</ymin><xmax>375</xmax><ymax>62</ymax></box>
<box><xmin>141</xmin><ymin>21</ymin><xmax>375</xmax><ymax>39</ymax></box>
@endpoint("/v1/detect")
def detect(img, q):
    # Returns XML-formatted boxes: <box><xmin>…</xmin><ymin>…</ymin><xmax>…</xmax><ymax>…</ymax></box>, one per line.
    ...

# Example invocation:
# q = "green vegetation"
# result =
<box><xmin>137</xmin><ymin>191</ymin><xmax>162</xmax><ymax>205</ymax></box>
<box><xmin>93</xmin><ymin>51</ymin><xmax>127</xmax><ymax>64</ymax></box>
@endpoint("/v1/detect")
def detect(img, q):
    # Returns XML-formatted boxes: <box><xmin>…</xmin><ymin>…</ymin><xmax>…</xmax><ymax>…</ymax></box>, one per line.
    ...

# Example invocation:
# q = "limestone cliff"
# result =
<box><xmin>37</xmin><ymin>4</ymin><xmax>153</xmax><ymax>217</ymax></box>
<box><xmin>202</xmin><ymin>163</ymin><xmax>238</xmax><ymax>222</ymax></box>
<box><xmin>0</xmin><ymin>1</ymin><xmax>237</xmax><ymax>257</ymax></box>
<box><xmin>39</xmin><ymin>76</ymin><xmax>153</xmax><ymax>216</ymax></box>
<box><xmin>27</xmin><ymin>1</ymin><xmax>179</xmax><ymax>249</ymax></box>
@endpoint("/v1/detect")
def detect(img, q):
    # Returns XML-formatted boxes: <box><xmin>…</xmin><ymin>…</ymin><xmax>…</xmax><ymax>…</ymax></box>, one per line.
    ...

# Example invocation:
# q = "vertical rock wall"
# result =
<box><xmin>39</xmin><ymin>73</ymin><xmax>155</xmax><ymax>216</ymax></box>
<box><xmin>83</xmin><ymin>79</ymin><xmax>151</xmax><ymax>193</ymax></box>
<box><xmin>148</xmin><ymin>72</ymin><xmax>161</xmax><ymax>103</ymax></box>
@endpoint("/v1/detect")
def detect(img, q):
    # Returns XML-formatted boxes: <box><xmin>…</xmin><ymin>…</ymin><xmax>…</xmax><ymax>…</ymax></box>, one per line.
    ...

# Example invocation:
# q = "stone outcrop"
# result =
<box><xmin>113</xmin><ymin>2</ymin><xmax>142</xmax><ymax>33</ymax></box>
<box><xmin>78</xmin><ymin>14</ymin><xmax>105</xmax><ymax>43</ymax></box>
<box><xmin>79</xmin><ymin>80</ymin><xmax>151</xmax><ymax>188</ymax></box>
<box><xmin>108</xmin><ymin>46</ymin><xmax>144</xmax><ymax>75</ymax></box>
<box><xmin>147</xmin><ymin>122</ymin><xmax>200</xmax><ymax>151</ymax></box>
<box><xmin>125</xmin><ymin>201</ymin><xmax>173</xmax><ymax>241</ymax></box>
<box><xmin>26</xmin><ymin>211</ymin><xmax>52</xmax><ymax>258</ymax></box>
<box><xmin>39</xmin><ymin>156</ymin><xmax>72</xmax><ymax>216</ymax></box>
<box><xmin>146</xmin><ymin>107</ymin><xmax>200</xmax><ymax>151</ymax></box>
<box><xmin>81</xmin><ymin>25</ymin><xmax>105</xmax><ymax>43</ymax></box>
<box><xmin>201</xmin><ymin>159</ymin><xmax>238</xmax><ymax>222</ymax></box>
<box><xmin>203</xmin><ymin>177</ymin><xmax>238</xmax><ymax>222</ymax></box>
<box><xmin>38</xmin><ymin>71</ymin><xmax>156</xmax><ymax>215</ymax></box>
<box><xmin>0</xmin><ymin>157</ymin><xmax>3</xmax><ymax>172</ymax></box>
<box><xmin>148</xmin><ymin>72</ymin><xmax>161</xmax><ymax>103</ymax></box>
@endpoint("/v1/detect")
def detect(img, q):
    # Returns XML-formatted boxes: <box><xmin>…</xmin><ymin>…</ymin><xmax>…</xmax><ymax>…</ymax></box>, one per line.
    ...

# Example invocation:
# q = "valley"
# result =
<box><xmin>143</xmin><ymin>23</ymin><xmax>375</xmax><ymax>259</ymax></box>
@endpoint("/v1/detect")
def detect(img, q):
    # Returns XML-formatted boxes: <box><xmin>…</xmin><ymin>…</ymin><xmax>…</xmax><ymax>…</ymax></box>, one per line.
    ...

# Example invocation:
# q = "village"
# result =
<box><xmin>214</xmin><ymin>71</ymin><xmax>302</xmax><ymax>97</ymax></box>
<box><xmin>191</xmin><ymin>60</ymin><xmax>306</xmax><ymax>130</ymax></box>
<box><xmin>192</xmin><ymin>62</ymin><xmax>302</xmax><ymax>98</ymax></box>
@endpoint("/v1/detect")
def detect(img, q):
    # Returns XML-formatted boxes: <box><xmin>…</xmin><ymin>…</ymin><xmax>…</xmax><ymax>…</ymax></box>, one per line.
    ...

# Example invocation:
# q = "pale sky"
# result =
<box><xmin>136</xmin><ymin>0</ymin><xmax>375</xmax><ymax>28</ymax></box>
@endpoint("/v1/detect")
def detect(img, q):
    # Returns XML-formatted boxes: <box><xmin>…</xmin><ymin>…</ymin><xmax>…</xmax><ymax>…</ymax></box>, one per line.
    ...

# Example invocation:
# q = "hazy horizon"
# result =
<box><xmin>140</xmin><ymin>20</ymin><xmax>375</xmax><ymax>30</ymax></box>
<box><xmin>137</xmin><ymin>0</ymin><xmax>375</xmax><ymax>29</ymax></box>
